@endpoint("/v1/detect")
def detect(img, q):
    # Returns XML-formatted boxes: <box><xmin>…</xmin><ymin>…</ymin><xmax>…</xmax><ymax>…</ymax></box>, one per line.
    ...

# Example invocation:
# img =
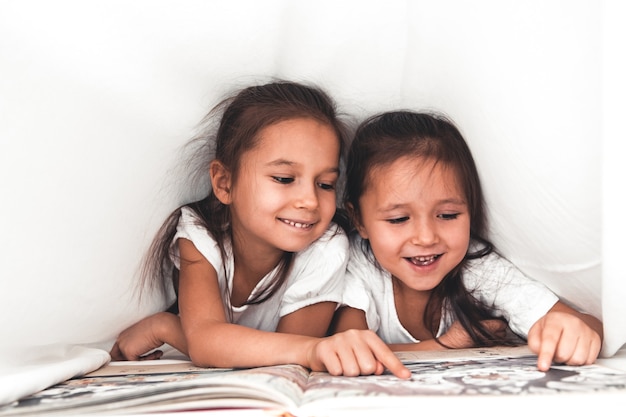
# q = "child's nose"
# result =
<box><xmin>411</xmin><ymin>217</ymin><xmax>437</xmax><ymax>246</ymax></box>
<box><xmin>295</xmin><ymin>182</ymin><xmax>319</xmax><ymax>209</ymax></box>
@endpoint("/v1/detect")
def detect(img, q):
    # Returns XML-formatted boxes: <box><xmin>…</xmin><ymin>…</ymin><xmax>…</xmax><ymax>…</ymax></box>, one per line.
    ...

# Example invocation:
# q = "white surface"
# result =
<box><xmin>0</xmin><ymin>345</ymin><xmax>109</xmax><ymax>406</ymax></box>
<box><xmin>1</xmin><ymin>0</ymin><xmax>625</xmax><ymax>407</ymax></box>
<box><xmin>598</xmin><ymin>344</ymin><xmax>626</xmax><ymax>371</ymax></box>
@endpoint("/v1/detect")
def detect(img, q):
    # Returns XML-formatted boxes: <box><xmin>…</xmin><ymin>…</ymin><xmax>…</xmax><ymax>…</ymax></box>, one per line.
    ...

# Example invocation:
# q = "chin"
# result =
<box><xmin>277</xmin><ymin>241</ymin><xmax>314</xmax><ymax>253</ymax></box>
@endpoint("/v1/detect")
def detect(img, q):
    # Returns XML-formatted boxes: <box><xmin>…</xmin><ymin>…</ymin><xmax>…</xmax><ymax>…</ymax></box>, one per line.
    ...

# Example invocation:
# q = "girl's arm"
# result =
<box><xmin>177</xmin><ymin>237</ymin><xmax>305</xmax><ymax>368</ymax></box>
<box><xmin>108</xmin><ymin>303</ymin><xmax>338</xmax><ymax>361</ymax></box>
<box><xmin>330</xmin><ymin>306</ymin><xmax>369</xmax><ymax>333</ymax></box>
<box><xmin>110</xmin><ymin>312</ymin><xmax>188</xmax><ymax>360</ymax></box>
<box><xmin>387</xmin><ymin>319</ymin><xmax>509</xmax><ymax>352</ymax></box>
<box><xmin>178</xmin><ymin>238</ymin><xmax>410</xmax><ymax>378</ymax></box>
<box><xmin>330</xmin><ymin>306</ymin><xmax>445</xmax><ymax>352</ymax></box>
<box><xmin>276</xmin><ymin>301</ymin><xmax>337</xmax><ymax>337</ymax></box>
<box><xmin>331</xmin><ymin>307</ymin><xmax>507</xmax><ymax>352</ymax></box>
<box><xmin>527</xmin><ymin>300</ymin><xmax>603</xmax><ymax>371</ymax></box>
<box><xmin>330</xmin><ymin>306</ymin><xmax>508</xmax><ymax>352</ymax></box>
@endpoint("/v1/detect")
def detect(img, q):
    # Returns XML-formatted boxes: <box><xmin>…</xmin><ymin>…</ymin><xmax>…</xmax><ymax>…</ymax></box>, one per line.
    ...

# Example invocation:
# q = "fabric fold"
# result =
<box><xmin>0</xmin><ymin>345</ymin><xmax>110</xmax><ymax>407</ymax></box>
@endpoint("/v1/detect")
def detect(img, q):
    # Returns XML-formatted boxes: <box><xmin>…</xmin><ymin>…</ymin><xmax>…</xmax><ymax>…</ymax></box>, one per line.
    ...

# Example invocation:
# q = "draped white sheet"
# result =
<box><xmin>1</xmin><ymin>0</ymin><xmax>624</xmax><ymax>407</ymax></box>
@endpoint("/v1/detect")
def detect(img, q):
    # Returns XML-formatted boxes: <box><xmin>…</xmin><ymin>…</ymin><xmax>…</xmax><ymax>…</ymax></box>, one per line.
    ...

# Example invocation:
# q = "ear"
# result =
<box><xmin>346</xmin><ymin>202</ymin><xmax>368</xmax><ymax>239</ymax></box>
<box><xmin>210</xmin><ymin>160</ymin><xmax>233</xmax><ymax>205</ymax></box>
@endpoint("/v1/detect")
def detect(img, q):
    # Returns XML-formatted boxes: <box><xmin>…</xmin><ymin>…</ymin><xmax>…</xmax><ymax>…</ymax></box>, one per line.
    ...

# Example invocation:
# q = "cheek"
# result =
<box><xmin>367</xmin><ymin>229</ymin><xmax>398</xmax><ymax>254</ymax></box>
<box><xmin>325</xmin><ymin>190</ymin><xmax>337</xmax><ymax>205</ymax></box>
<box><xmin>319</xmin><ymin>192</ymin><xmax>337</xmax><ymax>212</ymax></box>
<box><xmin>450</xmin><ymin>222</ymin><xmax>471</xmax><ymax>251</ymax></box>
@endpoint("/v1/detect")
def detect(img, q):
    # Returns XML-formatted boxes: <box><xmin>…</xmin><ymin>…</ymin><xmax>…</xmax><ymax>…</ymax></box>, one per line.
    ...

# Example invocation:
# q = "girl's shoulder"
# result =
<box><xmin>462</xmin><ymin>244</ymin><xmax>533</xmax><ymax>289</ymax></box>
<box><xmin>176</xmin><ymin>205</ymin><xmax>223</xmax><ymax>250</ymax></box>
<box><xmin>347</xmin><ymin>232</ymin><xmax>372</xmax><ymax>260</ymax></box>
<box><xmin>178</xmin><ymin>206</ymin><xmax>217</xmax><ymax>237</ymax></box>
<box><xmin>177</xmin><ymin>206</ymin><xmax>214</xmax><ymax>239</ymax></box>
<box><xmin>346</xmin><ymin>233</ymin><xmax>383</xmax><ymax>274</ymax></box>
<box><xmin>464</xmin><ymin>242</ymin><xmax>514</xmax><ymax>272</ymax></box>
<box><xmin>179</xmin><ymin>205</ymin><xmax>201</xmax><ymax>223</ymax></box>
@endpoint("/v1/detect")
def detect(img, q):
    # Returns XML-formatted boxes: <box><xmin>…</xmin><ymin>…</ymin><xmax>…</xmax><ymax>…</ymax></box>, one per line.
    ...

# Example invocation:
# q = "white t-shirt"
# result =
<box><xmin>170</xmin><ymin>206</ymin><xmax>349</xmax><ymax>331</ymax></box>
<box><xmin>342</xmin><ymin>233</ymin><xmax>559</xmax><ymax>343</ymax></box>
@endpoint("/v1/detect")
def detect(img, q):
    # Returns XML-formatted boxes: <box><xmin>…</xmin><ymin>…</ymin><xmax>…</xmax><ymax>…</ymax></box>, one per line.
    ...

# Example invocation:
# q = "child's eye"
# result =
<box><xmin>439</xmin><ymin>213</ymin><xmax>460</xmax><ymax>220</ymax></box>
<box><xmin>317</xmin><ymin>182</ymin><xmax>336</xmax><ymax>191</ymax></box>
<box><xmin>272</xmin><ymin>176</ymin><xmax>294</xmax><ymax>184</ymax></box>
<box><xmin>387</xmin><ymin>217</ymin><xmax>409</xmax><ymax>224</ymax></box>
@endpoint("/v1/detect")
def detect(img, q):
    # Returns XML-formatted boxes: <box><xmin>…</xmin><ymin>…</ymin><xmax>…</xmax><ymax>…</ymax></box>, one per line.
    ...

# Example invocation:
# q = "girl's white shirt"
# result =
<box><xmin>170</xmin><ymin>206</ymin><xmax>348</xmax><ymax>331</ymax></box>
<box><xmin>342</xmin><ymin>233</ymin><xmax>559</xmax><ymax>343</ymax></box>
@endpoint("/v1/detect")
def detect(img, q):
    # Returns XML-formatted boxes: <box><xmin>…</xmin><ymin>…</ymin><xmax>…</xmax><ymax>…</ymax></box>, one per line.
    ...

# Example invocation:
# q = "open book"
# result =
<box><xmin>1</xmin><ymin>345</ymin><xmax>625</xmax><ymax>416</ymax></box>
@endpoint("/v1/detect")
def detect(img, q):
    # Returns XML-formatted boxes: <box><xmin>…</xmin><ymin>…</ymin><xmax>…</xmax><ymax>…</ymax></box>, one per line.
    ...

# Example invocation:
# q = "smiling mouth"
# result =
<box><xmin>407</xmin><ymin>254</ymin><xmax>441</xmax><ymax>266</ymax></box>
<box><xmin>279</xmin><ymin>218</ymin><xmax>315</xmax><ymax>230</ymax></box>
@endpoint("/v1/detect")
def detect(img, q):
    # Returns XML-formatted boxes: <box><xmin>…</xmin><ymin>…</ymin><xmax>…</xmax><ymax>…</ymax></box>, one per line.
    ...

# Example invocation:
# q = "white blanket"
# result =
<box><xmin>0</xmin><ymin>0</ymin><xmax>624</xmax><ymax>406</ymax></box>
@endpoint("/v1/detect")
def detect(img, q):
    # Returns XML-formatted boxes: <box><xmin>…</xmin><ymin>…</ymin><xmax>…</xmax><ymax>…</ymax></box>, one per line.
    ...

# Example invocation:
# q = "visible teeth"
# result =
<box><xmin>409</xmin><ymin>255</ymin><xmax>438</xmax><ymax>266</ymax></box>
<box><xmin>282</xmin><ymin>219</ymin><xmax>312</xmax><ymax>229</ymax></box>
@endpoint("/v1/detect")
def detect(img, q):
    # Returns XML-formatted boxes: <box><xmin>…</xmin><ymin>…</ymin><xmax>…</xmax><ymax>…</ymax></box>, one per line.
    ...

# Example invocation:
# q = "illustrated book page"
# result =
<box><xmin>1</xmin><ymin>345</ymin><xmax>625</xmax><ymax>416</ymax></box>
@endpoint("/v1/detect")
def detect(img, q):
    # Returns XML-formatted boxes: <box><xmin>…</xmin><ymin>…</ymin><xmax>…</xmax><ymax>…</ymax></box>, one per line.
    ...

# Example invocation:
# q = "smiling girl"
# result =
<box><xmin>332</xmin><ymin>110</ymin><xmax>603</xmax><ymax>372</ymax></box>
<box><xmin>110</xmin><ymin>81</ymin><xmax>407</xmax><ymax>377</ymax></box>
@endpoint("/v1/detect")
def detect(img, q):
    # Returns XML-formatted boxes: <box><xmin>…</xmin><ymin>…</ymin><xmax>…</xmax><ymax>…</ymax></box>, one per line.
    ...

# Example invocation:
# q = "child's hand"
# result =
<box><xmin>306</xmin><ymin>329</ymin><xmax>411</xmax><ymax>379</ymax></box>
<box><xmin>527</xmin><ymin>310</ymin><xmax>602</xmax><ymax>371</ymax></box>
<box><xmin>109</xmin><ymin>312</ymin><xmax>176</xmax><ymax>361</ymax></box>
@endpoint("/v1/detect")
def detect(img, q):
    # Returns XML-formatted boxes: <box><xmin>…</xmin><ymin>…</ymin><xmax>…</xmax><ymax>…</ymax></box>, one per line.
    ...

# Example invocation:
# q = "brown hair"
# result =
<box><xmin>345</xmin><ymin>110</ymin><xmax>516</xmax><ymax>347</ymax></box>
<box><xmin>141</xmin><ymin>80</ymin><xmax>350</xmax><ymax>311</ymax></box>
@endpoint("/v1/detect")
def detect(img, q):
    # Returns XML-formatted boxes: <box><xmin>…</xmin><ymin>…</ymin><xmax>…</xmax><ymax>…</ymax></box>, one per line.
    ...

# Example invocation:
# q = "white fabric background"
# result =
<box><xmin>0</xmin><ymin>0</ymin><xmax>624</xmax><ymax>398</ymax></box>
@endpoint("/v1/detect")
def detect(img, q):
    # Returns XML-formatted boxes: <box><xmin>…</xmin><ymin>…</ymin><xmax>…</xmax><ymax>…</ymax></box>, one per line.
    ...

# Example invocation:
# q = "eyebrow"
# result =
<box><xmin>265</xmin><ymin>159</ymin><xmax>295</xmax><ymax>168</ymax></box>
<box><xmin>266</xmin><ymin>158</ymin><xmax>340</xmax><ymax>173</ymax></box>
<box><xmin>378</xmin><ymin>198</ymin><xmax>467</xmax><ymax>213</ymax></box>
<box><xmin>438</xmin><ymin>198</ymin><xmax>467</xmax><ymax>206</ymax></box>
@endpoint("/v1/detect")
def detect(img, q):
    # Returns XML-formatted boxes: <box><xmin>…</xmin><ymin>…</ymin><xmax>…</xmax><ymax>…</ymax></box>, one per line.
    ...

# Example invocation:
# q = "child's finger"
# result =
<box><xmin>587</xmin><ymin>336</ymin><xmax>602</xmax><ymax>365</ymax></box>
<box><xmin>329</xmin><ymin>333</ymin><xmax>380</xmax><ymax>376</ymax></box>
<box><xmin>311</xmin><ymin>341</ymin><xmax>343</xmax><ymax>375</ymax></box>
<box><xmin>324</xmin><ymin>354</ymin><xmax>348</xmax><ymax>376</ymax></box>
<box><xmin>377</xmin><ymin>353</ymin><xmax>411</xmax><ymax>379</ymax></box>
<box><xmin>365</xmin><ymin>337</ymin><xmax>411</xmax><ymax>379</ymax></box>
<box><xmin>530</xmin><ymin>322</ymin><xmax>563</xmax><ymax>371</ymax></box>
<box><xmin>380</xmin><ymin>357</ymin><xmax>411</xmax><ymax>379</ymax></box>
<box><xmin>350</xmin><ymin>351</ymin><xmax>380</xmax><ymax>376</ymax></box>
<box><xmin>138</xmin><ymin>350</ymin><xmax>164</xmax><ymax>361</ymax></box>
<box><xmin>109</xmin><ymin>342</ymin><xmax>125</xmax><ymax>361</ymax></box>
<box><xmin>334</xmin><ymin>346</ymin><xmax>365</xmax><ymax>377</ymax></box>
<box><xmin>318</xmin><ymin>330</ymin><xmax>363</xmax><ymax>375</ymax></box>
<box><xmin>536</xmin><ymin>344</ymin><xmax>556</xmax><ymax>371</ymax></box>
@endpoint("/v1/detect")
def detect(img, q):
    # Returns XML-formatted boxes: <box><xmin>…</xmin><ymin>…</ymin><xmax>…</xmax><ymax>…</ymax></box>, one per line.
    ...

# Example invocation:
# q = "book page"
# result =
<box><xmin>2</xmin><ymin>346</ymin><xmax>625</xmax><ymax>416</ymax></box>
<box><xmin>85</xmin><ymin>359</ymin><xmax>214</xmax><ymax>377</ymax></box>
<box><xmin>297</xmin><ymin>345</ymin><xmax>626</xmax><ymax>413</ymax></box>
<box><xmin>394</xmin><ymin>344</ymin><xmax>535</xmax><ymax>363</ymax></box>
<box><xmin>0</xmin><ymin>363</ymin><xmax>310</xmax><ymax>416</ymax></box>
